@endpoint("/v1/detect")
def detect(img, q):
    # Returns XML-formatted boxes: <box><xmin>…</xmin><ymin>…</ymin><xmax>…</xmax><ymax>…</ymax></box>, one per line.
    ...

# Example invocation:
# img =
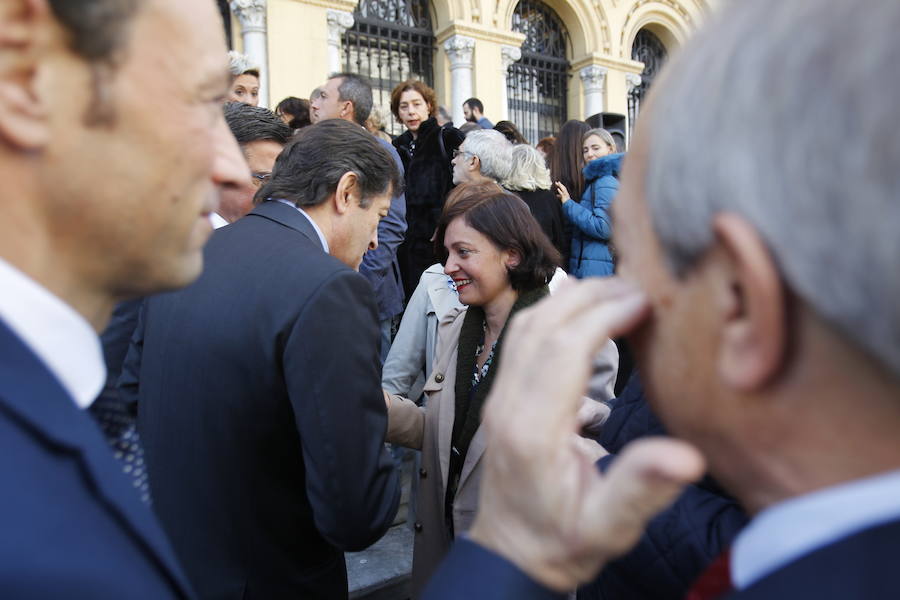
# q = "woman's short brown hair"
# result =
<box><xmin>390</xmin><ymin>80</ymin><xmax>438</xmax><ymax>120</ymax></box>
<box><xmin>434</xmin><ymin>182</ymin><xmax>561</xmax><ymax>292</ymax></box>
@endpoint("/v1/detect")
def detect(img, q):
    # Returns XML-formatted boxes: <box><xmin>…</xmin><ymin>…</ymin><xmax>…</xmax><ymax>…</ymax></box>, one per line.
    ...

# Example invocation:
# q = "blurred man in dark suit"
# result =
<box><xmin>0</xmin><ymin>0</ymin><xmax>247</xmax><ymax>596</ymax></box>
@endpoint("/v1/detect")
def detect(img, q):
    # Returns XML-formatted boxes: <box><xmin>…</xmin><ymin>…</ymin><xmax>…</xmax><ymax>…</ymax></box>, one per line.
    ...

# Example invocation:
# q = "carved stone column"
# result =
<box><xmin>580</xmin><ymin>65</ymin><xmax>608</xmax><ymax>119</ymax></box>
<box><xmin>326</xmin><ymin>10</ymin><xmax>355</xmax><ymax>76</ymax></box>
<box><xmin>443</xmin><ymin>35</ymin><xmax>476</xmax><ymax>126</ymax></box>
<box><xmin>230</xmin><ymin>0</ymin><xmax>269</xmax><ymax>107</ymax></box>
<box><xmin>625</xmin><ymin>73</ymin><xmax>643</xmax><ymax>95</ymax></box>
<box><xmin>499</xmin><ymin>45</ymin><xmax>522</xmax><ymax>122</ymax></box>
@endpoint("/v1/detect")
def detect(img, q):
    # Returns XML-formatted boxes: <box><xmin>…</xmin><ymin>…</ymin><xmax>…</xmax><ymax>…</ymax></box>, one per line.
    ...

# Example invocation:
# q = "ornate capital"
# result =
<box><xmin>326</xmin><ymin>9</ymin><xmax>355</xmax><ymax>44</ymax></box>
<box><xmin>230</xmin><ymin>0</ymin><xmax>267</xmax><ymax>34</ymax></box>
<box><xmin>625</xmin><ymin>73</ymin><xmax>643</xmax><ymax>93</ymax></box>
<box><xmin>579</xmin><ymin>65</ymin><xmax>608</xmax><ymax>92</ymax></box>
<box><xmin>500</xmin><ymin>45</ymin><xmax>522</xmax><ymax>72</ymax></box>
<box><xmin>443</xmin><ymin>35</ymin><xmax>476</xmax><ymax>69</ymax></box>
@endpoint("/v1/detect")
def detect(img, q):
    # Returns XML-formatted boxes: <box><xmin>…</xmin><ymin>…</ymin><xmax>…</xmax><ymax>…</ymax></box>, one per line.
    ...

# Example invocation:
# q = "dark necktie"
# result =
<box><xmin>685</xmin><ymin>550</ymin><xmax>733</xmax><ymax>600</ymax></box>
<box><xmin>90</xmin><ymin>394</ymin><xmax>152</xmax><ymax>504</ymax></box>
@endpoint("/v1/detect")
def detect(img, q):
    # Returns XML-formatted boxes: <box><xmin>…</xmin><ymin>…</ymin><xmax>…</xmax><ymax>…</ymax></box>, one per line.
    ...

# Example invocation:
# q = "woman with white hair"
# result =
<box><xmin>504</xmin><ymin>144</ymin><xmax>566</xmax><ymax>257</ymax></box>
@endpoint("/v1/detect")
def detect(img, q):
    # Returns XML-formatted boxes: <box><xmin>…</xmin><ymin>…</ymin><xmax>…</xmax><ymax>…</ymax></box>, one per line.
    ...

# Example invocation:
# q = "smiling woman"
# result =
<box><xmin>383</xmin><ymin>181</ymin><xmax>560</xmax><ymax>595</ymax></box>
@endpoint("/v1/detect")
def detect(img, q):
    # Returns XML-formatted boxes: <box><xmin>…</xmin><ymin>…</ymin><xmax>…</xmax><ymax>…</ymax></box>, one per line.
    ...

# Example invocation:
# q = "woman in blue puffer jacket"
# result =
<box><xmin>555</xmin><ymin>128</ymin><xmax>621</xmax><ymax>278</ymax></box>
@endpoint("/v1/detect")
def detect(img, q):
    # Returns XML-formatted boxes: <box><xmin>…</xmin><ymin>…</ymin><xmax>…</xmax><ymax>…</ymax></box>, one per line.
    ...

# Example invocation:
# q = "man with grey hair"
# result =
<box><xmin>451</xmin><ymin>129</ymin><xmax>514</xmax><ymax>186</ymax></box>
<box><xmin>423</xmin><ymin>0</ymin><xmax>900</xmax><ymax>598</ymax></box>
<box><xmin>311</xmin><ymin>72</ymin><xmax>407</xmax><ymax>359</ymax></box>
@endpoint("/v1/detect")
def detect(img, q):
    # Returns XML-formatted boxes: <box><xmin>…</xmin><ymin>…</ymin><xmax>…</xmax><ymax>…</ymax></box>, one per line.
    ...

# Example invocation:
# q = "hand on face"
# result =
<box><xmin>467</xmin><ymin>277</ymin><xmax>706</xmax><ymax>591</ymax></box>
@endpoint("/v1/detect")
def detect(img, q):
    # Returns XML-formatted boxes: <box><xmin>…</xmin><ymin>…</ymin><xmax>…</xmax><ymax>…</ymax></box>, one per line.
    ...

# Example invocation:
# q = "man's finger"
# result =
<box><xmin>585</xmin><ymin>438</ymin><xmax>705</xmax><ymax>557</ymax></box>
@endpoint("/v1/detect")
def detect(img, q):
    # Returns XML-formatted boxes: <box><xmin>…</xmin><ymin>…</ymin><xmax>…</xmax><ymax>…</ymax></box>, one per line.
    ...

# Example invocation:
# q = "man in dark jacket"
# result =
<box><xmin>133</xmin><ymin>121</ymin><xmax>402</xmax><ymax>599</ymax></box>
<box><xmin>310</xmin><ymin>72</ymin><xmax>407</xmax><ymax>360</ymax></box>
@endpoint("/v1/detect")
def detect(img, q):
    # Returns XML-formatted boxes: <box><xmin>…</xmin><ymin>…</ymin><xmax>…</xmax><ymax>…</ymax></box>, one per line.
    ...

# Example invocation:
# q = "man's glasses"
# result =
<box><xmin>251</xmin><ymin>172</ymin><xmax>271</xmax><ymax>187</ymax></box>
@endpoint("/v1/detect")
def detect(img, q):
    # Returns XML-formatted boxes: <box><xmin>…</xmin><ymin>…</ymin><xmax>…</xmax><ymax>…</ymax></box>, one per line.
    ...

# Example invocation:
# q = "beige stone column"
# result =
<box><xmin>499</xmin><ymin>45</ymin><xmax>522</xmax><ymax>122</ymax></box>
<box><xmin>579</xmin><ymin>65</ymin><xmax>608</xmax><ymax>118</ymax></box>
<box><xmin>326</xmin><ymin>9</ymin><xmax>354</xmax><ymax>75</ymax></box>
<box><xmin>443</xmin><ymin>35</ymin><xmax>476</xmax><ymax>126</ymax></box>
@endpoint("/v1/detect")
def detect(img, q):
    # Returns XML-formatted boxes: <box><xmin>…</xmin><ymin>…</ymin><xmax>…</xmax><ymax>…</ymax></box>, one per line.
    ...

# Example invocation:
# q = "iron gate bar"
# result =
<box><xmin>343</xmin><ymin>0</ymin><xmax>435</xmax><ymax>136</ymax></box>
<box><xmin>507</xmin><ymin>0</ymin><xmax>570</xmax><ymax>145</ymax></box>
<box><xmin>628</xmin><ymin>29</ymin><xmax>667</xmax><ymax>132</ymax></box>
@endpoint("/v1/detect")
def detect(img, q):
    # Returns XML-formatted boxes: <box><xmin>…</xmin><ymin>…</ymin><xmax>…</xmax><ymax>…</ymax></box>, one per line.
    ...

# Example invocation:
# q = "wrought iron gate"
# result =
<box><xmin>628</xmin><ymin>29</ymin><xmax>668</xmax><ymax>132</ymax></box>
<box><xmin>507</xmin><ymin>0</ymin><xmax>570</xmax><ymax>145</ymax></box>
<box><xmin>342</xmin><ymin>0</ymin><xmax>435</xmax><ymax>136</ymax></box>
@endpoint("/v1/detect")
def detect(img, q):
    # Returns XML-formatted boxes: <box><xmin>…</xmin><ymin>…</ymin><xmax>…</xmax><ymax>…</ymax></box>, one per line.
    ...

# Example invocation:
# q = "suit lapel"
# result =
<box><xmin>0</xmin><ymin>321</ymin><xmax>193</xmax><ymax>598</ymax></box>
<box><xmin>248</xmin><ymin>200</ymin><xmax>324</xmax><ymax>250</ymax></box>
<box><xmin>458</xmin><ymin>427</ymin><xmax>487</xmax><ymax>492</ymax></box>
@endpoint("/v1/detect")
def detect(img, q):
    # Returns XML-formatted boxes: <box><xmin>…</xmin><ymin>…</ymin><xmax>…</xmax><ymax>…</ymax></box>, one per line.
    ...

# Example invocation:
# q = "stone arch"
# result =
<box><xmin>619</xmin><ymin>0</ymin><xmax>694</xmax><ymax>58</ymax></box>
<box><xmin>496</xmin><ymin>0</ymin><xmax>611</xmax><ymax>58</ymax></box>
<box><xmin>432</xmin><ymin>0</ymin><xmax>467</xmax><ymax>30</ymax></box>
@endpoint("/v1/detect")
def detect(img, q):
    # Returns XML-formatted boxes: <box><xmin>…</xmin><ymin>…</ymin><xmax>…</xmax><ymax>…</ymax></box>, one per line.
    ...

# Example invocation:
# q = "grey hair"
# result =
<box><xmin>228</xmin><ymin>50</ymin><xmax>258</xmax><ymax>78</ymax></box>
<box><xmin>645</xmin><ymin>0</ymin><xmax>900</xmax><ymax>376</ymax></box>
<box><xmin>504</xmin><ymin>144</ymin><xmax>552</xmax><ymax>192</ymax></box>
<box><xmin>330</xmin><ymin>72</ymin><xmax>374</xmax><ymax>126</ymax></box>
<box><xmin>583</xmin><ymin>128</ymin><xmax>616</xmax><ymax>152</ymax></box>
<box><xmin>464</xmin><ymin>129</ymin><xmax>514</xmax><ymax>183</ymax></box>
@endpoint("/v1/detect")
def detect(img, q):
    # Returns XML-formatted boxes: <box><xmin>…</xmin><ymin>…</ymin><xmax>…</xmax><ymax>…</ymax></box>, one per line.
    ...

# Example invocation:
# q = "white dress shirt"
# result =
<box><xmin>0</xmin><ymin>258</ymin><xmax>105</xmax><ymax>409</ymax></box>
<box><xmin>276</xmin><ymin>199</ymin><xmax>329</xmax><ymax>252</ymax></box>
<box><xmin>210</xmin><ymin>212</ymin><xmax>229</xmax><ymax>229</ymax></box>
<box><xmin>731</xmin><ymin>468</ymin><xmax>900</xmax><ymax>589</ymax></box>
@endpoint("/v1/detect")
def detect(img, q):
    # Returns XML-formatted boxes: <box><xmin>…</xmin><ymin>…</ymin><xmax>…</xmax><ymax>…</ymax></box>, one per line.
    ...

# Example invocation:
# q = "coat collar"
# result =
<box><xmin>247</xmin><ymin>200</ymin><xmax>324</xmax><ymax>250</ymax></box>
<box><xmin>0</xmin><ymin>320</ymin><xmax>194</xmax><ymax>597</ymax></box>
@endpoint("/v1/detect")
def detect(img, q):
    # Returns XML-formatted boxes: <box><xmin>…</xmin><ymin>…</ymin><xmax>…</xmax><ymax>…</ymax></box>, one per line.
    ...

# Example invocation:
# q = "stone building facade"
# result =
<box><xmin>224</xmin><ymin>0</ymin><xmax>716</xmax><ymax>144</ymax></box>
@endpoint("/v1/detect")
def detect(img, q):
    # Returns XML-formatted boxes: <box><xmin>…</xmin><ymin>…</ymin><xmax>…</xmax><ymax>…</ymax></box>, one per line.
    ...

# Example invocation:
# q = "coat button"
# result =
<box><xmin>419</xmin><ymin>468</ymin><xmax>427</xmax><ymax>479</ymax></box>
<box><xmin>414</xmin><ymin>522</ymin><xmax>423</xmax><ymax>532</ymax></box>
<box><xmin>434</xmin><ymin>373</ymin><xmax>445</xmax><ymax>383</ymax></box>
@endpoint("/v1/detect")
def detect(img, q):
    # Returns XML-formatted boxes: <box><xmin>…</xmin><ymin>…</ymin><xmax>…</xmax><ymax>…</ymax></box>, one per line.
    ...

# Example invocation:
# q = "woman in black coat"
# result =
<box><xmin>390</xmin><ymin>80</ymin><xmax>464</xmax><ymax>300</ymax></box>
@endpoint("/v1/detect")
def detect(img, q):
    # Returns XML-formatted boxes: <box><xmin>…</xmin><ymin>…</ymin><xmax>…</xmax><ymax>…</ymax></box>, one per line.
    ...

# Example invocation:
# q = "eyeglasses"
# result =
<box><xmin>251</xmin><ymin>172</ymin><xmax>271</xmax><ymax>187</ymax></box>
<box><xmin>451</xmin><ymin>149</ymin><xmax>473</xmax><ymax>160</ymax></box>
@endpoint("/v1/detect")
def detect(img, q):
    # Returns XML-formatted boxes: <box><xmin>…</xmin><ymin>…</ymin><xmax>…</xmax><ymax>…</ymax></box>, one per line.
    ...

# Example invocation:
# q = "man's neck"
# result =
<box><xmin>707</xmin><ymin>337</ymin><xmax>900</xmax><ymax>515</ymax></box>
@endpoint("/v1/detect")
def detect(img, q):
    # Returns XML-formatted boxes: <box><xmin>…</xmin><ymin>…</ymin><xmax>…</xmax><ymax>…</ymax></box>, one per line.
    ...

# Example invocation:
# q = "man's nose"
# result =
<box><xmin>369</xmin><ymin>227</ymin><xmax>379</xmax><ymax>251</ymax></box>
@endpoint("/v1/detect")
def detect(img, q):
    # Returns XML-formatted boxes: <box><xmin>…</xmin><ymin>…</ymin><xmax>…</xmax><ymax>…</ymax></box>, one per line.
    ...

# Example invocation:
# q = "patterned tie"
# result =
<box><xmin>90</xmin><ymin>394</ymin><xmax>152</xmax><ymax>504</ymax></box>
<box><xmin>685</xmin><ymin>550</ymin><xmax>733</xmax><ymax>600</ymax></box>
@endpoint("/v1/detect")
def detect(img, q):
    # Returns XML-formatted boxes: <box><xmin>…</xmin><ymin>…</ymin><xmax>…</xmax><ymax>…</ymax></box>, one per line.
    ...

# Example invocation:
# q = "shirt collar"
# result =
<box><xmin>275</xmin><ymin>199</ymin><xmax>330</xmax><ymax>252</ymax></box>
<box><xmin>0</xmin><ymin>257</ymin><xmax>105</xmax><ymax>409</ymax></box>
<box><xmin>210</xmin><ymin>212</ymin><xmax>229</xmax><ymax>229</ymax></box>
<box><xmin>731</xmin><ymin>468</ymin><xmax>900</xmax><ymax>589</ymax></box>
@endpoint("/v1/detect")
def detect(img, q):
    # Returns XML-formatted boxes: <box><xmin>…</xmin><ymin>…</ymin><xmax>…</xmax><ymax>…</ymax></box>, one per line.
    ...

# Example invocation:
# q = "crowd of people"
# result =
<box><xmin>2</xmin><ymin>1</ymin><xmax>900</xmax><ymax>600</ymax></box>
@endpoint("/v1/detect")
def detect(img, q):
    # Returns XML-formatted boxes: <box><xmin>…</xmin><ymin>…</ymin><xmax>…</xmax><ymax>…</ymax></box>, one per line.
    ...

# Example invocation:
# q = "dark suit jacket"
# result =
<box><xmin>359</xmin><ymin>138</ymin><xmax>407</xmax><ymax>321</ymax></box>
<box><xmin>424</xmin><ymin>515</ymin><xmax>900</xmax><ymax>600</ymax></box>
<box><xmin>133</xmin><ymin>201</ymin><xmax>400</xmax><ymax>599</ymax></box>
<box><xmin>0</xmin><ymin>319</ymin><xmax>192</xmax><ymax>599</ymax></box>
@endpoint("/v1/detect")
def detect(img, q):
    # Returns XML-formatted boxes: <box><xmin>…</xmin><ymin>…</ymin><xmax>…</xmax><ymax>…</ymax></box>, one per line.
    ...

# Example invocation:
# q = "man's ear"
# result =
<box><xmin>333</xmin><ymin>171</ymin><xmax>359</xmax><ymax>215</ymax></box>
<box><xmin>341</xmin><ymin>100</ymin><xmax>354</xmax><ymax>122</ymax></box>
<box><xmin>712</xmin><ymin>212</ymin><xmax>787</xmax><ymax>392</ymax></box>
<box><xmin>0</xmin><ymin>0</ymin><xmax>51</xmax><ymax>149</ymax></box>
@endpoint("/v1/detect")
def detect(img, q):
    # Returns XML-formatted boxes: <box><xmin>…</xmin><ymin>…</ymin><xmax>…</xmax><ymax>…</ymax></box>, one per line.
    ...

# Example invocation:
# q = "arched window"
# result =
<box><xmin>343</xmin><ymin>0</ymin><xmax>435</xmax><ymax>135</ymax></box>
<box><xmin>629</xmin><ymin>29</ymin><xmax>668</xmax><ymax>130</ymax></box>
<box><xmin>507</xmin><ymin>0</ymin><xmax>570</xmax><ymax>144</ymax></box>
